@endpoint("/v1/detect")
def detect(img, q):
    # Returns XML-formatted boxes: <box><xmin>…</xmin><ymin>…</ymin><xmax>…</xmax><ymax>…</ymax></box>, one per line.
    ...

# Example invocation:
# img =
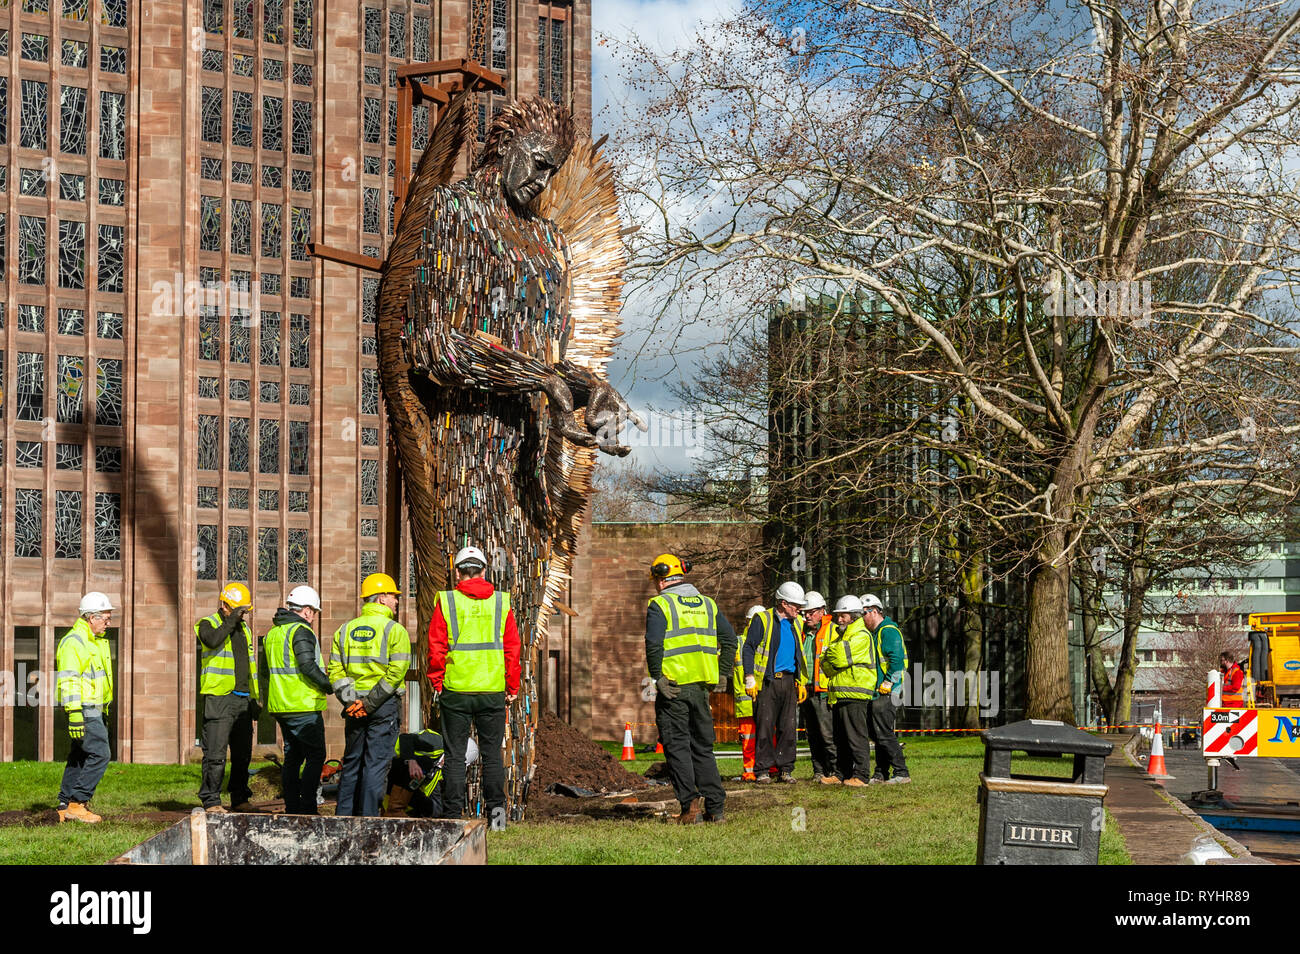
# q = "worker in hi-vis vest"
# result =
<box><xmin>645</xmin><ymin>553</ymin><xmax>738</xmax><ymax>824</ymax></box>
<box><xmin>427</xmin><ymin>546</ymin><xmax>521</xmax><ymax>830</ymax></box>
<box><xmin>732</xmin><ymin>605</ymin><xmax>765</xmax><ymax>781</ymax></box>
<box><xmin>196</xmin><ymin>581</ymin><xmax>259</xmax><ymax>814</ymax></box>
<box><xmin>56</xmin><ymin>592</ymin><xmax>116</xmax><ymax>823</ymax></box>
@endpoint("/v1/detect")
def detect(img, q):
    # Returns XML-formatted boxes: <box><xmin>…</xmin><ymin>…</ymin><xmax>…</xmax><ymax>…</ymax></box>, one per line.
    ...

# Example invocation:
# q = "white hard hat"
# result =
<box><xmin>745</xmin><ymin>604</ymin><xmax>765</xmax><ymax>620</ymax></box>
<box><xmin>803</xmin><ymin>591</ymin><xmax>827</xmax><ymax>612</ymax></box>
<box><xmin>79</xmin><ymin>592</ymin><xmax>114</xmax><ymax>615</ymax></box>
<box><xmin>465</xmin><ymin>737</ymin><xmax>480</xmax><ymax>766</ymax></box>
<box><xmin>775</xmin><ymin>581</ymin><xmax>807</xmax><ymax>607</ymax></box>
<box><xmin>834</xmin><ymin>595</ymin><xmax>865</xmax><ymax>615</ymax></box>
<box><xmin>287</xmin><ymin>585</ymin><xmax>322</xmax><ymax>612</ymax></box>
<box><xmin>860</xmin><ymin>593</ymin><xmax>883</xmax><ymax>610</ymax></box>
<box><xmin>454</xmin><ymin>546</ymin><xmax>488</xmax><ymax>569</ymax></box>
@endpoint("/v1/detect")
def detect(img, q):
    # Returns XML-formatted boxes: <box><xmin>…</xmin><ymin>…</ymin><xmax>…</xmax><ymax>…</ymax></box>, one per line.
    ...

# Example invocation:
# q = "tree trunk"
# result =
<box><xmin>1110</xmin><ymin>560</ymin><xmax>1149</xmax><ymax>726</ymax></box>
<box><xmin>1026</xmin><ymin>527</ymin><xmax>1075</xmax><ymax>722</ymax></box>
<box><xmin>958</xmin><ymin>555</ymin><xmax>985</xmax><ymax>728</ymax></box>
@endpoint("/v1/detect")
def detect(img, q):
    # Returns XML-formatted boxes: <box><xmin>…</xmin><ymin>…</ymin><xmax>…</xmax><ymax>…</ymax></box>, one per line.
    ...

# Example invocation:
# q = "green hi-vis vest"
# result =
<box><xmin>822</xmin><ymin>618</ymin><xmax>879</xmax><ymax>705</ymax></box>
<box><xmin>732</xmin><ymin>642</ymin><xmax>752</xmax><ymax>718</ymax></box>
<box><xmin>397</xmin><ymin>730</ymin><xmax>445</xmax><ymax>798</ymax></box>
<box><xmin>195</xmin><ymin>613</ymin><xmax>259</xmax><ymax>701</ymax></box>
<box><xmin>438</xmin><ymin>589</ymin><xmax>509</xmax><ymax>693</ymax></box>
<box><xmin>264</xmin><ymin>620</ymin><xmax>327</xmax><ymax>714</ymax></box>
<box><xmin>750</xmin><ymin>609</ymin><xmax>807</xmax><ymax>692</ymax></box>
<box><xmin>328</xmin><ymin>603</ymin><xmax>411</xmax><ymax>694</ymax></box>
<box><xmin>56</xmin><ymin>617</ymin><xmax>114</xmax><ymax>710</ymax></box>
<box><xmin>874</xmin><ymin>618</ymin><xmax>909</xmax><ymax>692</ymax></box>
<box><xmin>649</xmin><ymin>592</ymin><xmax>720</xmax><ymax>686</ymax></box>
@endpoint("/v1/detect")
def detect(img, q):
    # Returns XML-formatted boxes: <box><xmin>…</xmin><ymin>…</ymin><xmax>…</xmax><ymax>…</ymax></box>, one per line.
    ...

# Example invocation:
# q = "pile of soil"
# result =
<box><xmin>528</xmin><ymin>711</ymin><xmax>650</xmax><ymax>820</ymax></box>
<box><xmin>0</xmin><ymin>808</ymin><xmax>62</xmax><ymax>827</ymax></box>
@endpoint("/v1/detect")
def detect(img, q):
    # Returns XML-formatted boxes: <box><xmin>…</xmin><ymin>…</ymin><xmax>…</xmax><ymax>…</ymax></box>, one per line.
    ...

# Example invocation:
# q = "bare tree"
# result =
<box><xmin>1152</xmin><ymin>595</ymin><xmax>1248</xmax><ymax>722</ymax></box>
<box><xmin>611</xmin><ymin>0</ymin><xmax>1300</xmax><ymax>719</ymax></box>
<box><xmin>591</xmin><ymin>461</ymin><xmax>667</xmax><ymax>522</ymax></box>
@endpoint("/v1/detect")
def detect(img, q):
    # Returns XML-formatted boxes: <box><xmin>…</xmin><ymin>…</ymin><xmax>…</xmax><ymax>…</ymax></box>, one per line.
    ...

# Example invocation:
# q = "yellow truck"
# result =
<box><xmin>1203</xmin><ymin>612</ymin><xmax>1300</xmax><ymax>758</ymax></box>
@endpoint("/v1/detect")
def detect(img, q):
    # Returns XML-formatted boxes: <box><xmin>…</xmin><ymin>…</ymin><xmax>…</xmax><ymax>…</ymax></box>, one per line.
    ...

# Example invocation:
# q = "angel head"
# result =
<box><xmin>473</xmin><ymin>96</ymin><xmax>577</xmax><ymax>212</ymax></box>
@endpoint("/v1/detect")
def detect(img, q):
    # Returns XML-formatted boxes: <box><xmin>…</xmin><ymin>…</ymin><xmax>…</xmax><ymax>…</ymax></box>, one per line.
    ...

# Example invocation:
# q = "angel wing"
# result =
<box><xmin>533</xmin><ymin>137</ymin><xmax>628</xmax><ymax>636</ymax></box>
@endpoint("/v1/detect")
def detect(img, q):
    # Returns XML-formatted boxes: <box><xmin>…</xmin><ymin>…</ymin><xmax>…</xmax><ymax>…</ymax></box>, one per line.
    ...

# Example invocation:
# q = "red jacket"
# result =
<box><xmin>427</xmin><ymin>577</ymin><xmax>521</xmax><ymax>695</ymax></box>
<box><xmin>1222</xmin><ymin>662</ymin><xmax>1245</xmax><ymax>704</ymax></box>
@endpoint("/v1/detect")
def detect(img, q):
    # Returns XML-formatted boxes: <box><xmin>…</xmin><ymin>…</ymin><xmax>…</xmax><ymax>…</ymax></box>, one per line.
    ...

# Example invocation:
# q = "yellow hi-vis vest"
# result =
<box><xmin>732</xmin><ymin>642</ymin><xmax>752</xmax><ymax>718</ymax></box>
<box><xmin>264</xmin><ymin>620</ymin><xmax>327</xmax><ymax>714</ymax></box>
<box><xmin>195</xmin><ymin>612</ymin><xmax>259</xmax><ymax>701</ymax></box>
<box><xmin>749</xmin><ymin>609</ymin><xmax>807</xmax><ymax>692</ymax></box>
<box><xmin>438</xmin><ymin>589</ymin><xmax>509</xmax><ymax>693</ymax></box>
<box><xmin>327</xmin><ymin>602</ymin><xmax>411</xmax><ymax>695</ymax></box>
<box><xmin>822</xmin><ymin>618</ymin><xmax>879</xmax><ymax>705</ymax></box>
<box><xmin>649</xmin><ymin>591</ymin><xmax>720</xmax><ymax>686</ymax></box>
<box><xmin>56</xmin><ymin>617</ymin><xmax>114</xmax><ymax>711</ymax></box>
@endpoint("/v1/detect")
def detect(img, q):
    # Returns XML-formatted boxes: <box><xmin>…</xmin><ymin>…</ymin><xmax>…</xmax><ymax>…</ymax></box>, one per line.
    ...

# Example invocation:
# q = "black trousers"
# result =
<box><xmin>832</xmin><ymin>699</ymin><xmax>872</xmax><ymax>782</ymax></box>
<box><xmin>755</xmin><ymin>673</ymin><xmax>798</xmax><ymax>775</ymax></box>
<box><xmin>870</xmin><ymin>695</ymin><xmax>909</xmax><ymax>778</ymax></box>
<box><xmin>198</xmin><ymin>693</ymin><xmax>254</xmax><ymax>808</ymax></box>
<box><xmin>277</xmin><ymin>712</ymin><xmax>325</xmax><ymax>814</ymax></box>
<box><xmin>801</xmin><ymin>692</ymin><xmax>837</xmax><ymax>777</ymax></box>
<box><xmin>440</xmin><ymin>690</ymin><xmax>506</xmax><ymax>825</ymax></box>
<box><xmin>654</xmin><ymin>681</ymin><xmax>724</xmax><ymax>816</ymax></box>
<box><xmin>337</xmin><ymin>695</ymin><xmax>400</xmax><ymax>817</ymax></box>
<box><xmin>58</xmin><ymin>708</ymin><xmax>110</xmax><ymax>806</ymax></box>
<box><xmin>388</xmin><ymin>757</ymin><xmax>443</xmax><ymax>817</ymax></box>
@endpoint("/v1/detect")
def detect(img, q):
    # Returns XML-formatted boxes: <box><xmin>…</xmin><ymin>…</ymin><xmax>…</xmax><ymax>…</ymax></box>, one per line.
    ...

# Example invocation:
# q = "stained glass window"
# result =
<box><xmin>364</xmin><ymin>8</ymin><xmax>382</xmax><ymax>53</ymax></box>
<box><xmin>101</xmin><ymin>0</ymin><xmax>126</xmax><ymax>28</ymax></box>
<box><xmin>232</xmin><ymin>90</ymin><xmax>253</xmax><ymax>147</ymax></box>
<box><xmin>364</xmin><ymin>66</ymin><xmax>381</xmax><ymax>87</ymax></box>
<box><xmin>63</xmin><ymin>0</ymin><xmax>88</xmax><ymax>20</ymax></box>
<box><xmin>259</xmin><ymin>418</ymin><xmax>280</xmax><ymax>473</ymax></box>
<box><xmin>97</xmin><ymin>311</ymin><xmax>123</xmax><ymax>339</ymax></box>
<box><xmin>230</xmin><ymin>317</ymin><xmax>251</xmax><ymax>364</ymax></box>
<box><xmin>361</xmin><ymin>336</ymin><xmax>376</xmax><ymax>356</ymax></box>
<box><xmin>100</xmin><ymin>46</ymin><xmax>125</xmax><ymax>73</ymax></box>
<box><xmin>199</xmin><ymin>376</ymin><xmax>219</xmax><ymax>399</ymax></box>
<box><xmin>259</xmin><ymin>488</ymin><xmax>279</xmax><ymax>510</ymax></box>
<box><xmin>361</xmin><ymin>518</ymin><xmax>378</xmax><ymax>537</ymax></box>
<box><xmin>19</xmin><ymin>215</ymin><xmax>45</xmax><ymax>285</ymax></box>
<box><xmin>231</xmin><ymin>161</ymin><xmax>253</xmax><ymax>184</ymax></box>
<box><xmin>59</xmin><ymin>86</ymin><xmax>87</xmax><ymax>154</ymax></box>
<box><xmin>363</xmin><ymin>98</ymin><xmax>381</xmax><ymax>144</ymax></box>
<box><xmin>388</xmin><ymin>100</ymin><xmax>397</xmax><ymax>146</ymax></box>
<box><xmin>293</xmin><ymin>62</ymin><xmax>312</xmax><ymax>85</ymax></box>
<box><xmin>261</xmin><ymin>272</ymin><xmax>281</xmax><ymax>295</ymax></box>
<box><xmin>200</xmin><ymin>196</ymin><xmax>221</xmax><ymax>252</ymax></box>
<box><xmin>288</xmin><ymin>490</ymin><xmax>308</xmax><ymax>512</ymax></box>
<box><xmin>197</xmin><ymin>414</ymin><xmax>220</xmax><ymax>469</ymax></box>
<box><xmin>292</xmin><ymin>0</ymin><xmax>311</xmax><ymax>48</ymax></box>
<box><xmin>363</xmin><ymin>155</ymin><xmax>380</xmax><ymax>175</ymax></box>
<box><xmin>363</xmin><ymin>187</ymin><xmax>379</xmax><ymax>234</ymax></box>
<box><xmin>289</xmin><ymin>420</ymin><xmax>309</xmax><ymax>474</ymax></box>
<box><xmin>57</xmin><ymin>442</ymin><xmax>82</xmax><ymax>470</ymax></box>
<box><xmin>389</xmin><ymin>11</ymin><xmax>406</xmax><ymax>58</ymax></box>
<box><xmin>0</xmin><ymin>168</ymin><xmax>7</xmax><ymax>193</ymax></box>
<box><xmin>289</xmin><ymin>382</ymin><xmax>309</xmax><ymax>405</ymax></box>
<box><xmin>19</xmin><ymin>304</ymin><xmax>44</xmax><ymax>332</ymax></box>
<box><xmin>198</xmin><ymin>486</ymin><xmax>218</xmax><ymax>508</ymax></box>
<box><xmin>228</xmin><ymin>377</ymin><xmax>250</xmax><ymax>402</ymax></box>
<box><xmin>94</xmin><ymin>493</ymin><xmax>121</xmax><ymax>560</ymax></box>
<box><xmin>387</xmin><ymin>191</ymin><xmax>396</xmax><ymax>233</ymax></box>
<box><xmin>261</xmin><ymin>164</ymin><xmax>281</xmax><ymax>188</ymax></box>
<box><xmin>58</xmin><ymin>220</ymin><xmax>85</xmax><ymax>289</ymax></box>
<box><xmin>260</xmin><ymin>381</ymin><xmax>280</xmax><ymax>403</ymax></box>
<box><xmin>362</xmin><ymin>426</ymin><xmax>378</xmax><ymax>447</ymax></box>
<box><xmin>360</xmin><ymin>458</ymin><xmax>379</xmax><ymax>505</ymax></box>
<box><xmin>201</xmin><ymin>86</ymin><xmax>222</xmax><ymax>143</ymax></box>
<box><xmin>261</xmin><ymin>203</ymin><xmax>281</xmax><ymax>258</ymax></box>
<box><xmin>56</xmin><ymin>354</ymin><xmax>84</xmax><ymax>423</ymax></box>
<box><xmin>228</xmin><ymin>526</ymin><xmax>249</xmax><ymax>580</ymax></box>
<box><xmin>204</xmin><ymin>0</ymin><xmax>223</xmax><ymax>33</ymax></box>
<box><xmin>473</xmin><ymin>0</ymin><xmax>507</xmax><ymax>72</ymax></box>
<box><xmin>362</xmin><ymin>277</ymin><xmax>379</xmax><ymax>323</ymax></box>
<box><xmin>198</xmin><ymin>308</ymin><xmax>221</xmax><ymax>361</ymax></box>
<box><xmin>229</xmin><ymin>417</ymin><xmax>250</xmax><ymax>471</ymax></box>
<box><xmin>262</xmin><ymin>95</ymin><xmax>283</xmax><ymax>152</ymax></box>
<box><xmin>0</xmin><ymin>81</ymin><xmax>6</xmax><ymax>147</ymax></box>
<box><xmin>99</xmin><ymin>91</ymin><xmax>125</xmax><ymax>159</ymax></box>
<box><xmin>291</xmin><ymin>100</ymin><xmax>311</xmax><ymax>155</ymax></box>
<box><xmin>98</xmin><ymin>224</ymin><xmax>124</xmax><ymax>292</ymax></box>
<box><xmin>413</xmin><ymin>104</ymin><xmax>429</xmax><ymax>150</ymax></box>
<box><xmin>260</xmin><ymin>313</ymin><xmax>281</xmax><ymax>365</ymax></box>
<box><xmin>60</xmin><ymin>173</ymin><xmax>86</xmax><ymax>201</ymax></box>
<box><xmin>14</xmin><ymin>489</ymin><xmax>42</xmax><ymax>558</ymax></box>
<box><xmin>360</xmin><ymin>550</ymin><xmax>378</xmax><ymax>576</ymax></box>
<box><xmin>22</xmin><ymin>33</ymin><xmax>49</xmax><ymax>63</ymax></box>
<box><xmin>263</xmin><ymin>58</ymin><xmax>283</xmax><ymax>81</ymax></box>
<box><xmin>413</xmin><ymin>16</ymin><xmax>430</xmax><ymax>61</ymax></box>
<box><xmin>233</xmin><ymin>53</ymin><xmax>254</xmax><ymax>78</ymax></box>
<box><xmin>288</xmin><ymin>528</ymin><xmax>308</xmax><ymax>581</ymax></box>
<box><xmin>233</xmin><ymin>0</ymin><xmax>253</xmax><ymax>38</ymax></box>
<box><xmin>389</xmin><ymin>69</ymin><xmax>397</xmax><ymax>88</ymax></box>
<box><xmin>291</xmin><ymin>168</ymin><xmax>311</xmax><ymax>192</ymax></box>
<box><xmin>17</xmin><ymin>440</ymin><xmax>42</xmax><ymax>467</ymax></box>
<box><xmin>201</xmin><ymin>157</ymin><xmax>222</xmax><ymax>181</ymax></box>
<box><xmin>231</xmin><ymin>198</ymin><xmax>251</xmax><ymax>255</ymax></box>
<box><xmin>98</xmin><ymin>358</ymin><xmax>122</xmax><ymax>426</ymax></box>
<box><xmin>19</xmin><ymin>168</ymin><xmax>45</xmax><ymax>196</ymax></box>
<box><xmin>62</xmin><ymin>39</ymin><xmax>87</xmax><ymax>67</ymax></box>
<box><xmin>289</xmin><ymin>313</ymin><xmax>309</xmax><ymax>367</ymax></box>
<box><xmin>551</xmin><ymin>18</ymin><xmax>565</xmax><ymax>105</ymax></box>
<box><xmin>97</xmin><ymin>177</ymin><xmax>124</xmax><ymax>206</ymax></box>
<box><xmin>96</xmin><ymin>445</ymin><xmax>121</xmax><ymax>472</ymax></box>
<box><xmin>229</xmin><ymin>486</ymin><xmax>248</xmax><ymax>509</ymax></box>
<box><xmin>57</xmin><ymin>308</ymin><xmax>84</xmax><ymax>336</ymax></box>
<box><xmin>20</xmin><ymin>80</ymin><xmax>47</xmax><ymax>151</ymax></box>
<box><xmin>16</xmin><ymin>352</ymin><xmax>43</xmax><ymax>420</ymax></box>
<box><xmin>197</xmin><ymin>525</ymin><xmax>218</xmax><ymax>580</ymax></box>
<box><xmin>203</xmin><ymin>49</ymin><xmax>224</xmax><ymax>72</ymax></box>
<box><xmin>290</xmin><ymin>276</ymin><xmax>310</xmax><ymax>298</ymax></box>
<box><xmin>290</xmin><ymin>206</ymin><xmax>309</xmax><ymax>261</ymax></box>
<box><xmin>55</xmin><ymin>490</ymin><xmax>82</xmax><ymax>559</ymax></box>
<box><xmin>264</xmin><ymin>0</ymin><xmax>284</xmax><ymax>43</ymax></box>
<box><xmin>361</xmin><ymin>368</ymin><xmax>379</xmax><ymax>415</ymax></box>
<box><xmin>256</xmin><ymin>527</ymin><xmax>278</xmax><ymax>581</ymax></box>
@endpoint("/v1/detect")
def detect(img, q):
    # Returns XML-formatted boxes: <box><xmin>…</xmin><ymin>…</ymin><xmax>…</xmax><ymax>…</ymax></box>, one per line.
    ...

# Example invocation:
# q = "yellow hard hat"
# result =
<box><xmin>220</xmin><ymin>582</ymin><xmax>252</xmax><ymax>609</ymax></box>
<box><xmin>649</xmin><ymin>553</ymin><xmax>692</xmax><ymax>581</ymax></box>
<box><xmin>361</xmin><ymin>572</ymin><xmax>402</xmax><ymax>598</ymax></box>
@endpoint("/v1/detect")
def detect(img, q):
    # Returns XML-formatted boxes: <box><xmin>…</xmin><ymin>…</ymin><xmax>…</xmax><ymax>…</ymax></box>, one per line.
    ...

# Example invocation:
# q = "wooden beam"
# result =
<box><xmin>396</xmin><ymin>58</ymin><xmax>505</xmax><ymax>92</ymax></box>
<box><xmin>395</xmin><ymin>81</ymin><xmax>413</xmax><ymax>221</ymax></box>
<box><xmin>308</xmin><ymin>242</ymin><xmax>382</xmax><ymax>272</ymax></box>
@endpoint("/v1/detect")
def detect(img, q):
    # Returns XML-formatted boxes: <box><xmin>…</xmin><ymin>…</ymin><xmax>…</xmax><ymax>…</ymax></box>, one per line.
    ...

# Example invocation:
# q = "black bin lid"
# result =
<box><xmin>981</xmin><ymin>719</ymin><xmax>1113</xmax><ymax>757</ymax></box>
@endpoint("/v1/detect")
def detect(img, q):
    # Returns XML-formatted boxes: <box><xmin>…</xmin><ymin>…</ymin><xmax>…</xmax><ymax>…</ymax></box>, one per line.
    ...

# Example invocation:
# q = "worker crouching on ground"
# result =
<box><xmin>862</xmin><ymin>594</ymin><xmax>911</xmax><ymax>784</ymax></box>
<box><xmin>732</xmin><ymin>605</ymin><xmax>764</xmax><ymax>781</ymax></box>
<box><xmin>260</xmin><ymin>585</ymin><xmax>334</xmax><ymax>814</ymax></box>
<box><xmin>645</xmin><ymin>553</ymin><xmax>737</xmax><ymax>823</ymax></box>
<box><xmin>743</xmin><ymin>582</ymin><xmax>808</xmax><ymax>783</ymax></box>
<box><xmin>196</xmin><ymin>582</ymin><xmax>259</xmax><ymax>814</ymax></box>
<box><xmin>820</xmin><ymin>595</ymin><xmax>877</xmax><ymax>786</ymax></box>
<box><xmin>799</xmin><ymin>591</ymin><xmax>838</xmax><ymax>783</ymax></box>
<box><xmin>329</xmin><ymin>573</ymin><xmax>411</xmax><ymax>817</ymax></box>
<box><xmin>56</xmin><ymin>592</ymin><xmax>116</xmax><ymax>823</ymax></box>
<box><xmin>428</xmin><ymin>546</ymin><xmax>520</xmax><ymax>831</ymax></box>
<box><xmin>383</xmin><ymin>729</ymin><xmax>461</xmax><ymax>817</ymax></box>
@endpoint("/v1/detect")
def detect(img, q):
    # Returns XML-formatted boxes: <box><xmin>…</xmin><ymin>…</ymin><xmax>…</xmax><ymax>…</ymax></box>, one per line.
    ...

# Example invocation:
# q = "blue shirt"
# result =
<box><xmin>773</xmin><ymin>617</ymin><xmax>796</xmax><ymax>673</ymax></box>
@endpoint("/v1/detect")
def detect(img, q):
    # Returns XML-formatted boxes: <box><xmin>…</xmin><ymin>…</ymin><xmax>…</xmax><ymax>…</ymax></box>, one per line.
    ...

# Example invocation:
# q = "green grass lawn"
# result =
<box><xmin>0</xmin><ymin>738</ymin><xmax>1129</xmax><ymax>865</ymax></box>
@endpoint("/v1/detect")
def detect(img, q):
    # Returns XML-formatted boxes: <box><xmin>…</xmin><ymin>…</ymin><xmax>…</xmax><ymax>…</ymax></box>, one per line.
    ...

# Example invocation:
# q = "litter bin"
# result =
<box><xmin>977</xmin><ymin>719</ymin><xmax>1113</xmax><ymax>865</ymax></box>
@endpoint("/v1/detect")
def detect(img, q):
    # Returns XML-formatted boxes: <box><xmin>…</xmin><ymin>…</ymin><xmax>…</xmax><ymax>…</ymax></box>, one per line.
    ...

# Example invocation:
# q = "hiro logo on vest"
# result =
<box><xmin>349</xmin><ymin>626</ymin><xmax>378</xmax><ymax>642</ymax></box>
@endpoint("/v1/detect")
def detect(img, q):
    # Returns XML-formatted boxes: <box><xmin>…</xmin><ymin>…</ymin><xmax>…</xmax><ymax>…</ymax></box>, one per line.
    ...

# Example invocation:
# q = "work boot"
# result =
<box><xmin>884</xmin><ymin>774</ymin><xmax>912</xmax><ymax>785</ymax></box>
<box><xmin>778</xmin><ymin>772</ymin><xmax>797</xmax><ymax>784</ymax></box>
<box><xmin>754</xmin><ymin>774</ymin><xmax>773</xmax><ymax>784</ymax></box>
<box><xmin>869</xmin><ymin>775</ymin><xmax>886</xmax><ymax>785</ymax></box>
<box><xmin>703</xmin><ymin>811</ymin><xmax>726</xmax><ymax>823</ymax></box>
<box><xmin>204</xmin><ymin>804</ymin><xmax>228</xmax><ymax>814</ymax></box>
<box><xmin>63</xmin><ymin>802</ymin><xmax>102</xmax><ymax>823</ymax></box>
<box><xmin>819</xmin><ymin>775</ymin><xmax>843</xmax><ymax>785</ymax></box>
<box><xmin>843</xmin><ymin>778</ymin><xmax>868</xmax><ymax>788</ymax></box>
<box><xmin>677</xmin><ymin>797</ymin><xmax>704</xmax><ymax>824</ymax></box>
<box><xmin>383</xmin><ymin>786</ymin><xmax>413</xmax><ymax>818</ymax></box>
<box><xmin>230</xmin><ymin>801</ymin><xmax>254</xmax><ymax>813</ymax></box>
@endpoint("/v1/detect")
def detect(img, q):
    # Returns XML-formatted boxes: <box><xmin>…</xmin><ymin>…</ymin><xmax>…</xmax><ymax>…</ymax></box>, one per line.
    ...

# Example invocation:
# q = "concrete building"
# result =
<box><xmin>0</xmin><ymin>0</ymin><xmax>590</xmax><ymax>763</ymax></box>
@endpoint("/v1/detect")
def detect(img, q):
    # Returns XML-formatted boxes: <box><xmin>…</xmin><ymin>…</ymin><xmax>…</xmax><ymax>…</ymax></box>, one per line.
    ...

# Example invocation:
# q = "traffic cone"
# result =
<box><xmin>621</xmin><ymin>722</ymin><xmax>635</xmax><ymax>761</ymax></box>
<box><xmin>1145</xmin><ymin>722</ymin><xmax>1172</xmax><ymax>779</ymax></box>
